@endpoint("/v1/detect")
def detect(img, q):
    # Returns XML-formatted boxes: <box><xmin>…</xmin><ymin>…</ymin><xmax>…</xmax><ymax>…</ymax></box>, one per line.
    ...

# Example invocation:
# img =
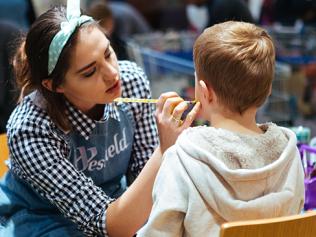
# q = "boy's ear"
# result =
<box><xmin>42</xmin><ymin>79</ymin><xmax>64</xmax><ymax>93</ymax></box>
<box><xmin>268</xmin><ymin>84</ymin><xmax>272</xmax><ymax>96</ymax></box>
<box><xmin>198</xmin><ymin>80</ymin><xmax>213</xmax><ymax>103</ymax></box>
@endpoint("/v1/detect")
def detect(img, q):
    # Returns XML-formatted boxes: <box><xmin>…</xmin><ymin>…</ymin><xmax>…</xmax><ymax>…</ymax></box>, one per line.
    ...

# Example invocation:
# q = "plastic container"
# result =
<box><xmin>299</xmin><ymin>144</ymin><xmax>316</xmax><ymax>210</ymax></box>
<box><xmin>291</xmin><ymin>126</ymin><xmax>311</xmax><ymax>144</ymax></box>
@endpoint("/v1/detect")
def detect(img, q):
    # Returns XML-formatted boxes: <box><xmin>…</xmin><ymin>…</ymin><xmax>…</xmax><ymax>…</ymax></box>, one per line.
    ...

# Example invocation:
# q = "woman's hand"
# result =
<box><xmin>155</xmin><ymin>92</ymin><xmax>200</xmax><ymax>153</ymax></box>
<box><xmin>107</xmin><ymin>92</ymin><xmax>199</xmax><ymax>237</ymax></box>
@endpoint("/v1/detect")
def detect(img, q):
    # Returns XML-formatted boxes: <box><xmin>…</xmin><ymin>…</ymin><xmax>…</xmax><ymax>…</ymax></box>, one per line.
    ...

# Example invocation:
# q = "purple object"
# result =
<box><xmin>305</xmin><ymin>177</ymin><xmax>316</xmax><ymax>210</ymax></box>
<box><xmin>299</xmin><ymin>144</ymin><xmax>316</xmax><ymax>210</ymax></box>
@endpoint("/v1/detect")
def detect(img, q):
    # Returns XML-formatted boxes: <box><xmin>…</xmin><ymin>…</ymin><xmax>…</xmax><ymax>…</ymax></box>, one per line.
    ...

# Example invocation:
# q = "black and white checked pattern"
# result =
<box><xmin>6</xmin><ymin>61</ymin><xmax>158</xmax><ymax>236</ymax></box>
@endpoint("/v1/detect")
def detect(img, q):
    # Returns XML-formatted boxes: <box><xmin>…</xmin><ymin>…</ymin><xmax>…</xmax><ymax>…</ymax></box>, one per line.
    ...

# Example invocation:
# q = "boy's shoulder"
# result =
<box><xmin>178</xmin><ymin>125</ymin><xmax>222</xmax><ymax>141</ymax></box>
<box><xmin>181</xmin><ymin>125</ymin><xmax>212</xmax><ymax>135</ymax></box>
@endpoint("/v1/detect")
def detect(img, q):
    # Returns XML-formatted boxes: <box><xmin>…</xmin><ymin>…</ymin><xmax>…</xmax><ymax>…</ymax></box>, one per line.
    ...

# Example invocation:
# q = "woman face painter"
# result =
<box><xmin>0</xmin><ymin>0</ymin><xmax>200</xmax><ymax>236</ymax></box>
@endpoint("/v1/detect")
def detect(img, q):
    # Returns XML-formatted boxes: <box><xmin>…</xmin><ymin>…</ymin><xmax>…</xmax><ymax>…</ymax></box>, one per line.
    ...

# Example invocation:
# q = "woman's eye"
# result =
<box><xmin>83</xmin><ymin>68</ymin><xmax>96</xmax><ymax>77</ymax></box>
<box><xmin>105</xmin><ymin>50</ymin><xmax>112</xmax><ymax>59</ymax></box>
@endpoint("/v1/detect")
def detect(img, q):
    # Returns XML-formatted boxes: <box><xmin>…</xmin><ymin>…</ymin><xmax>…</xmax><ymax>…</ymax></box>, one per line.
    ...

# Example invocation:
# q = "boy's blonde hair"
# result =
<box><xmin>193</xmin><ymin>21</ymin><xmax>275</xmax><ymax>114</ymax></box>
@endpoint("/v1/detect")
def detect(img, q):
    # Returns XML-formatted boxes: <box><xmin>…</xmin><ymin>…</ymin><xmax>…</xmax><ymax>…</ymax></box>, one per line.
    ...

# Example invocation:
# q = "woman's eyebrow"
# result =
<box><xmin>76</xmin><ymin>41</ymin><xmax>110</xmax><ymax>74</ymax></box>
<box><xmin>76</xmin><ymin>62</ymin><xmax>96</xmax><ymax>74</ymax></box>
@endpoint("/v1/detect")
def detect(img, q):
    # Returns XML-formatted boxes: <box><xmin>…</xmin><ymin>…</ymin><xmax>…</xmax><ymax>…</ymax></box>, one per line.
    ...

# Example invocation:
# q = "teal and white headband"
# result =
<box><xmin>48</xmin><ymin>0</ymin><xmax>94</xmax><ymax>75</ymax></box>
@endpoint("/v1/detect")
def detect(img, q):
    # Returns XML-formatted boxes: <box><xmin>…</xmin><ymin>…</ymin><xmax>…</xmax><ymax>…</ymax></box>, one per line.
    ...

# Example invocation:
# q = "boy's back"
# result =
<box><xmin>138</xmin><ymin>21</ymin><xmax>305</xmax><ymax>237</ymax></box>
<box><xmin>138</xmin><ymin>123</ymin><xmax>304</xmax><ymax>236</ymax></box>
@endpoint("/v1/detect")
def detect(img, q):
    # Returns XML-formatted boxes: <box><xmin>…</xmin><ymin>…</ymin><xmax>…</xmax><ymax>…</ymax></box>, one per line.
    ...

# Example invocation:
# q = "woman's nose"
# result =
<box><xmin>101</xmin><ymin>62</ymin><xmax>118</xmax><ymax>81</ymax></box>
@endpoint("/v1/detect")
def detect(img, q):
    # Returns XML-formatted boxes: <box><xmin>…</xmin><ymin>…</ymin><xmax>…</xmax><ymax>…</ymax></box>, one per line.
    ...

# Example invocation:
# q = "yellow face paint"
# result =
<box><xmin>113</xmin><ymin>98</ymin><xmax>197</xmax><ymax>104</ymax></box>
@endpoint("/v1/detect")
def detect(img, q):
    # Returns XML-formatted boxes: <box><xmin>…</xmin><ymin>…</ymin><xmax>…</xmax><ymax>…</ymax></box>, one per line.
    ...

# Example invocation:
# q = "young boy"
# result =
<box><xmin>138</xmin><ymin>21</ymin><xmax>305</xmax><ymax>237</ymax></box>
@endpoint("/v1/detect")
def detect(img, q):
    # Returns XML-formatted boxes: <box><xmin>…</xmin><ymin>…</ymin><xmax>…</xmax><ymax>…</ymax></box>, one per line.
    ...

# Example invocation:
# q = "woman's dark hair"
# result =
<box><xmin>13</xmin><ymin>5</ymin><xmax>99</xmax><ymax>131</ymax></box>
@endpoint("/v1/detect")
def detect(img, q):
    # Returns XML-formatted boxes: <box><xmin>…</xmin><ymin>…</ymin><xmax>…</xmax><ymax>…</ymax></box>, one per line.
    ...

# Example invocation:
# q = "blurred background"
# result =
<box><xmin>1</xmin><ymin>0</ymin><xmax>316</xmax><ymax>143</ymax></box>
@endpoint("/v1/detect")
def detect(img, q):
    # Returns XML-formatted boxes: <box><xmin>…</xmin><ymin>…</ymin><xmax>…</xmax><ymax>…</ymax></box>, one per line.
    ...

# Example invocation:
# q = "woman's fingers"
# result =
<box><xmin>162</xmin><ymin>97</ymin><xmax>184</xmax><ymax>117</ymax></box>
<box><xmin>181</xmin><ymin>102</ymin><xmax>201</xmax><ymax>129</ymax></box>
<box><xmin>156</xmin><ymin>92</ymin><xmax>179</xmax><ymax>114</ymax></box>
<box><xmin>171</xmin><ymin>101</ymin><xmax>188</xmax><ymax>121</ymax></box>
<box><xmin>155</xmin><ymin>91</ymin><xmax>201</xmax><ymax>153</ymax></box>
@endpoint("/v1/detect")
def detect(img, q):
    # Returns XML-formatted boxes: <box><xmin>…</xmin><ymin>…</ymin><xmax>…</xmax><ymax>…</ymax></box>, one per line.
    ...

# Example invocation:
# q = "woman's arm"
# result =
<box><xmin>106</xmin><ymin>146</ymin><xmax>162</xmax><ymax>237</ymax></box>
<box><xmin>106</xmin><ymin>93</ymin><xmax>200</xmax><ymax>237</ymax></box>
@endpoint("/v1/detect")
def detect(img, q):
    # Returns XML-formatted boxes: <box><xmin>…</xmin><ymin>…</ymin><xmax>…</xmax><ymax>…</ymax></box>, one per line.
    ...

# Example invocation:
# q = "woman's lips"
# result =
<box><xmin>106</xmin><ymin>80</ymin><xmax>120</xmax><ymax>93</ymax></box>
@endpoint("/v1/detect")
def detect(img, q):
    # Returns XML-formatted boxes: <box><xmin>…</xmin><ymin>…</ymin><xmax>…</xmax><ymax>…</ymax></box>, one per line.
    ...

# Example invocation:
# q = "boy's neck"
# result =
<box><xmin>208</xmin><ymin>108</ymin><xmax>263</xmax><ymax>135</ymax></box>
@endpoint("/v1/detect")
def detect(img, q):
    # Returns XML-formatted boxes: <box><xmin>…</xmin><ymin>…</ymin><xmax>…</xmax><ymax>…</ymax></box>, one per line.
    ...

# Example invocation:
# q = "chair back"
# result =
<box><xmin>0</xmin><ymin>133</ymin><xmax>9</xmax><ymax>177</ymax></box>
<box><xmin>220</xmin><ymin>211</ymin><xmax>316</xmax><ymax>237</ymax></box>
